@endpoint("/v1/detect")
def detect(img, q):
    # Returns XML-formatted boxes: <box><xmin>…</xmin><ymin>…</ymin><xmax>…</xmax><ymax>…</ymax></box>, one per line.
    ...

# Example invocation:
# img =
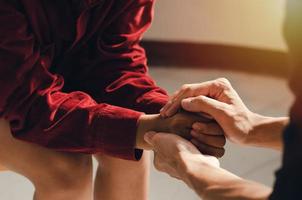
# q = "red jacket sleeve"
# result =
<box><xmin>78</xmin><ymin>0</ymin><xmax>168</xmax><ymax>114</ymax></box>
<box><xmin>0</xmin><ymin>1</ymin><xmax>147</xmax><ymax>160</ymax></box>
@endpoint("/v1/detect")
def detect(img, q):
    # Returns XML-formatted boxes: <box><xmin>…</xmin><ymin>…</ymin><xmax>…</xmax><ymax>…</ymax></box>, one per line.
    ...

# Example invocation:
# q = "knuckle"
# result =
<box><xmin>213</xmin><ymin>78</ymin><xmax>231</xmax><ymax>91</ymax></box>
<box><xmin>46</xmin><ymin>155</ymin><xmax>92</xmax><ymax>188</ymax></box>
<box><xmin>215</xmin><ymin>103</ymin><xmax>229</xmax><ymax>114</ymax></box>
<box><xmin>181</xmin><ymin>84</ymin><xmax>190</xmax><ymax>90</ymax></box>
<box><xmin>170</xmin><ymin>118</ymin><xmax>181</xmax><ymax>129</ymax></box>
<box><xmin>203</xmin><ymin>123</ymin><xmax>220</xmax><ymax>135</ymax></box>
<box><xmin>191</xmin><ymin>96</ymin><xmax>203</xmax><ymax>105</ymax></box>
<box><xmin>201</xmin><ymin>124</ymin><xmax>210</xmax><ymax>133</ymax></box>
<box><xmin>180</xmin><ymin>84</ymin><xmax>192</xmax><ymax>93</ymax></box>
<box><xmin>216</xmin><ymin>77</ymin><xmax>231</xmax><ymax>85</ymax></box>
<box><xmin>208</xmin><ymin>123</ymin><xmax>222</xmax><ymax>135</ymax></box>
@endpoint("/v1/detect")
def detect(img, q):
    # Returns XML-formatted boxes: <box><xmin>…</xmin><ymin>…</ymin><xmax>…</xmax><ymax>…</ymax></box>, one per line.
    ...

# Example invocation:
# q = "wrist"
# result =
<box><xmin>241</xmin><ymin>112</ymin><xmax>266</xmax><ymax>145</ymax></box>
<box><xmin>177</xmin><ymin>153</ymin><xmax>220</xmax><ymax>190</ymax></box>
<box><xmin>136</xmin><ymin>114</ymin><xmax>162</xmax><ymax>149</ymax></box>
<box><xmin>244</xmin><ymin>113</ymin><xmax>289</xmax><ymax>150</ymax></box>
<box><xmin>181</xmin><ymin>155</ymin><xmax>242</xmax><ymax>197</ymax></box>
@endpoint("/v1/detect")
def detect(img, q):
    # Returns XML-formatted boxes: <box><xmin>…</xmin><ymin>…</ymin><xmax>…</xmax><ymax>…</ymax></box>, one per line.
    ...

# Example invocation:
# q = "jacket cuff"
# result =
<box><xmin>94</xmin><ymin>104</ymin><xmax>144</xmax><ymax>160</ymax></box>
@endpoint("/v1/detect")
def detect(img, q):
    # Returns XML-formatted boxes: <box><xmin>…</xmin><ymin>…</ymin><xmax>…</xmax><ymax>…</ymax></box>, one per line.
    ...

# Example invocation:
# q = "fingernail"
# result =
<box><xmin>144</xmin><ymin>131</ymin><xmax>157</xmax><ymax>143</ymax></box>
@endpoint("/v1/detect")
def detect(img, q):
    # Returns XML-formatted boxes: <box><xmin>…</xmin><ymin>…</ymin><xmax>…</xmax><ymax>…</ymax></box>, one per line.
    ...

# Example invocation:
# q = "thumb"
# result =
<box><xmin>144</xmin><ymin>131</ymin><xmax>157</xmax><ymax>146</ymax></box>
<box><xmin>181</xmin><ymin>96</ymin><xmax>227</xmax><ymax>119</ymax></box>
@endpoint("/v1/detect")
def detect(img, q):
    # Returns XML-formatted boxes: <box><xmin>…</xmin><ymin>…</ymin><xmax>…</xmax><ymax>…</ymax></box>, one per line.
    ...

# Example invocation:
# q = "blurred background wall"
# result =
<box><xmin>145</xmin><ymin>0</ymin><xmax>287</xmax><ymax>51</ymax></box>
<box><xmin>142</xmin><ymin>0</ymin><xmax>289</xmax><ymax>78</ymax></box>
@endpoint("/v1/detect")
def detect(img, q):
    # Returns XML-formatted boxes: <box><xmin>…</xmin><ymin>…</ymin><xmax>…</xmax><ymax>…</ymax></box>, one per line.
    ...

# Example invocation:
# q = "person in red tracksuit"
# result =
<box><xmin>0</xmin><ymin>0</ymin><xmax>225</xmax><ymax>199</ymax></box>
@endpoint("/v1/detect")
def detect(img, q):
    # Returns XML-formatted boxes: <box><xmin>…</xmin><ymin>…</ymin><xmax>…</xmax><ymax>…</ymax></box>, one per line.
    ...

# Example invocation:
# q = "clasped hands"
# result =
<box><xmin>137</xmin><ymin>78</ymin><xmax>269</xmax><ymax>187</ymax></box>
<box><xmin>136</xmin><ymin>88</ymin><xmax>227</xmax><ymax>158</ymax></box>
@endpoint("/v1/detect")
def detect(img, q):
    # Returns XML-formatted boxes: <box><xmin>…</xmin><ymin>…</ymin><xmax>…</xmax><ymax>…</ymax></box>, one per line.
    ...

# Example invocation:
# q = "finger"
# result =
<box><xmin>163</xmin><ymin>83</ymin><xmax>204</xmax><ymax>117</ymax></box>
<box><xmin>160</xmin><ymin>90</ymin><xmax>183</xmax><ymax>117</ymax></box>
<box><xmin>191</xmin><ymin>130</ymin><xmax>226</xmax><ymax>148</ymax></box>
<box><xmin>181</xmin><ymin>96</ymin><xmax>228</xmax><ymax>120</ymax></box>
<box><xmin>197</xmin><ymin>112</ymin><xmax>214</xmax><ymax>120</ymax></box>
<box><xmin>180</xmin><ymin>128</ymin><xmax>193</xmax><ymax>141</ymax></box>
<box><xmin>192</xmin><ymin>122</ymin><xmax>224</xmax><ymax>136</ymax></box>
<box><xmin>165</xmin><ymin>89</ymin><xmax>191</xmax><ymax>117</ymax></box>
<box><xmin>160</xmin><ymin>101</ymin><xmax>173</xmax><ymax>117</ymax></box>
<box><xmin>179</xmin><ymin>111</ymin><xmax>213</xmax><ymax>127</ymax></box>
<box><xmin>153</xmin><ymin>152</ymin><xmax>166</xmax><ymax>172</ymax></box>
<box><xmin>191</xmin><ymin>139</ymin><xmax>225</xmax><ymax>158</ymax></box>
<box><xmin>145</xmin><ymin>132</ymin><xmax>185</xmax><ymax>152</ymax></box>
<box><xmin>188</xmin><ymin>78</ymin><xmax>233</xmax><ymax>99</ymax></box>
<box><xmin>162</xmin><ymin>78</ymin><xmax>234</xmax><ymax>117</ymax></box>
<box><xmin>202</xmin><ymin>155</ymin><xmax>220</xmax><ymax>168</ymax></box>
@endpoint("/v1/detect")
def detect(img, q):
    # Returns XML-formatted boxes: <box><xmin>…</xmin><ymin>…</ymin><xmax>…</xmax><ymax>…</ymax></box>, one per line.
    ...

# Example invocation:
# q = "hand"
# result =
<box><xmin>158</xmin><ymin>110</ymin><xmax>226</xmax><ymax>149</ymax></box>
<box><xmin>145</xmin><ymin>132</ymin><xmax>272</xmax><ymax>200</ymax></box>
<box><xmin>144</xmin><ymin>132</ymin><xmax>220</xmax><ymax>181</ymax></box>
<box><xmin>136</xmin><ymin>111</ymin><xmax>226</xmax><ymax>157</ymax></box>
<box><xmin>160</xmin><ymin>78</ymin><xmax>258</xmax><ymax>145</ymax></box>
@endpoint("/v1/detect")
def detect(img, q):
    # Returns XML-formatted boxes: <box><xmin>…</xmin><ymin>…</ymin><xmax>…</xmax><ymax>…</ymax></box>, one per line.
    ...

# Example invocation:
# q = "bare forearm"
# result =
<box><xmin>180</xmin><ymin>157</ymin><xmax>271</xmax><ymax>200</ymax></box>
<box><xmin>136</xmin><ymin>114</ymin><xmax>162</xmax><ymax>150</ymax></box>
<box><xmin>202</xmin><ymin>178</ymin><xmax>272</xmax><ymax>200</ymax></box>
<box><xmin>245</xmin><ymin>115</ymin><xmax>289</xmax><ymax>150</ymax></box>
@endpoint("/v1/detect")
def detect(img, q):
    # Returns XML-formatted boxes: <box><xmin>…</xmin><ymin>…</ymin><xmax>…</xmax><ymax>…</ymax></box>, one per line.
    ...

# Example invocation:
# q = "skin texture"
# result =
<box><xmin>0</xmin><ymin>118</ymin><xmax>149</xmax><ymax>200</ymax></box>
<box><xmin>145</xmin><ymin>132</ymin><xmax>272</xmax><ymax>200</ymax></box>
<box><xmin>0</xmin><ymin>119</ymin><xmax>93</xmax><ymax>200</ymax></box>
<box><xmin>161</xmin><ymin>78</ymin><xmax>288</xmax><ymax>150</ymax></box>
<box><xmin>136</xmin><ymin>112</ymin><xmax>226</xmax><ymax>158</ymax></box>
<box><xmin>0</xmin><ymin>107</ymin><xmax>225</xmax><ymax>200</ymax></box>
<box><xmin>0</xmin><ymin>101</ymin><xmax>227</xmax><ymax>200</ymax></box>
<box><xmin>152</xmin><ymin>78</ymin><xmax>289</xmax><ymax>199</ymax></box>
<box><xmin>94</xmin><ymin>153</ymin><xmax>150</xmax><ymax>200</ymax></box>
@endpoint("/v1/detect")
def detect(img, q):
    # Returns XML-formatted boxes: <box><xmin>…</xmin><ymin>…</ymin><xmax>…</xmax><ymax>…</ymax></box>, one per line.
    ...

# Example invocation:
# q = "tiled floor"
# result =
<box><xmin>0</xmin><ymin>67</ymin><xmax>294</xmax><ymax>200</ymax></box>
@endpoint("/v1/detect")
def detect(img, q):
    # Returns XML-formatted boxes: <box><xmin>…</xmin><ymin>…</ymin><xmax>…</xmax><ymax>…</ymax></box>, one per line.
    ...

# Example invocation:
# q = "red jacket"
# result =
<box><xmin>0</xmin><ymin>0</ymin><xmax>167</xmax><ymax>160</ymax></box>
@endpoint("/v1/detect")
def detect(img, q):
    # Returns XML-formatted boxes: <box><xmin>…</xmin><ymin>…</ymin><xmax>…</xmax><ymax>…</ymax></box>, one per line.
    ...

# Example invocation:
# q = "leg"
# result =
<box><xmin>0</xmin><ymin>118</ymin><xmax>93</xmax><ymax>200</ymax></box>
<box><xmin>94</xmin><ymin>152</ymin><xmax>150</xmax><ymax>200</ymax></box>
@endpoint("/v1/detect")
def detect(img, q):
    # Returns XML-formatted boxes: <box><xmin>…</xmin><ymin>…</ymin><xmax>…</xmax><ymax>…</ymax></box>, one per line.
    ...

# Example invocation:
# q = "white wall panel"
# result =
<box><xmin>145</xmin><ymin>0</ymin><xmax>287</xmax><ymax>50</ymax></box>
